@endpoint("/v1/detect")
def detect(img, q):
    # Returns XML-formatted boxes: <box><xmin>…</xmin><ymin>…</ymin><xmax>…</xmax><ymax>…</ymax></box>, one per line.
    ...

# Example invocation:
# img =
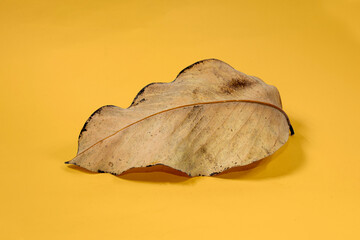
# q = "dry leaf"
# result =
<box><xmin>66</xmin><ymin>59</ymin><xmax>294</xmax><ymax>176</ymax></box>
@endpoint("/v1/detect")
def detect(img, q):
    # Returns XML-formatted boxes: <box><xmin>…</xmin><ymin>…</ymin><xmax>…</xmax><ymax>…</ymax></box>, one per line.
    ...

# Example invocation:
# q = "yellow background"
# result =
<box><xmin>1</xmin><ymin>0</ymin><xmax>359</xmax><ymax>239</ymax></box>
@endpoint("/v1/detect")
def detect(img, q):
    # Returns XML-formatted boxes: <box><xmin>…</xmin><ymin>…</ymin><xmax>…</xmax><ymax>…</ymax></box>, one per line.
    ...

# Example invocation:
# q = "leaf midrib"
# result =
<box><xmin>75</xmin><ymin>99</ymin><xmax>291</xmax><ymax>158</ymax></box>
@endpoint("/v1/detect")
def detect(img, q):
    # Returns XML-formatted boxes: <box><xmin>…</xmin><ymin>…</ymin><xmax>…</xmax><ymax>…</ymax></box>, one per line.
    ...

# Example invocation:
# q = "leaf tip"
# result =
<box><xmin>289</xmin><ymin>124</ymin><xmax>295</xmax><ymax>136</ymax></box>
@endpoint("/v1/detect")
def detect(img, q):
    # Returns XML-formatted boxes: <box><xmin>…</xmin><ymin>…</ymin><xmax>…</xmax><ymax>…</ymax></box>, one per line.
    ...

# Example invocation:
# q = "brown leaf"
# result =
<box><xmin>66</xmin><ymin>59</ymin><xmax>294</xmax><ymax>176</ymax></box>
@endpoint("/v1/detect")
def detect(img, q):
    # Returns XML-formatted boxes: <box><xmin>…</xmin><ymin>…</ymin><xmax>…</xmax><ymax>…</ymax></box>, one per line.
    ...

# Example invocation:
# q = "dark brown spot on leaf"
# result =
<box><xmin>229</xmin><ymin>77</ymin><xmax>251</xmax><ymax>88</ymax></box>
<box><xmin>220</xmin><ymin>77</ymin><xmax>252</xmax><ymax>94</ymax></box>
<box><xmin>199</xmin><ymin>146</ymin><xmax>207</xmax><ymax>154</ymax></box>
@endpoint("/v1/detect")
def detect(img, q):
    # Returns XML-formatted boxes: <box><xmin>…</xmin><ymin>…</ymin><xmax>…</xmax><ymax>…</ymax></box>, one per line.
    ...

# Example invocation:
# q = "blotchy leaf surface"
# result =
<box><xmin>67</xmin><ymin>59</ymin><xmax>293</xmax><ymax>176</ymax></box>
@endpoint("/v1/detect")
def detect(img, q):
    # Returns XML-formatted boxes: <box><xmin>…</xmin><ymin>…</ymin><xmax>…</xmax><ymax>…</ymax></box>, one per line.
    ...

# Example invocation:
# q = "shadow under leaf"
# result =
<box><xmin>117</xmin><ymin>165</ymin><xmax>192</xmax><ymax>183</ymax></box>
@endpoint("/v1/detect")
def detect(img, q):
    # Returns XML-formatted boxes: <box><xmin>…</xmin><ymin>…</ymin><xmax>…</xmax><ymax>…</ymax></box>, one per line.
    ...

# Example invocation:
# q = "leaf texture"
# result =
<box><xmin>67</xmin><ymin>59</ymin><xmax>293</xmax><ymax>176</ymax></box>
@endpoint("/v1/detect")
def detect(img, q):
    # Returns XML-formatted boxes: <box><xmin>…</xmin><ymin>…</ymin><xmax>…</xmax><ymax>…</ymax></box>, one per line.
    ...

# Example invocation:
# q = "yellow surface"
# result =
<box><xmin>1</xmin><ymin>0</ymin><xmax>359</xmax><ymax>239</ymax></box>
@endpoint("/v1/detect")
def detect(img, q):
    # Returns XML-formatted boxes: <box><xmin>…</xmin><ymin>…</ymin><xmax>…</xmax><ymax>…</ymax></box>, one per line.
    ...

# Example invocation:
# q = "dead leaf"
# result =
<box><xmin>66</xmin><ymin>59</ymin><xmax>294</xmax><ymax>176</ymax></box>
